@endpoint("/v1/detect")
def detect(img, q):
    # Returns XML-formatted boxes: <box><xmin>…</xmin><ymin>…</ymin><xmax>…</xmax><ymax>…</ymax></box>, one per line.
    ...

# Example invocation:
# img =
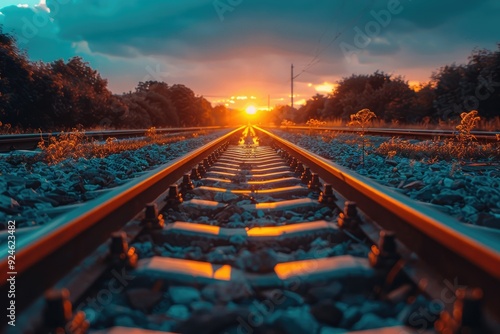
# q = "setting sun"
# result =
<box><xmin>245</xmin><ymin>105</ymin><xmax>257</xmax><ymax>115</ymax></box>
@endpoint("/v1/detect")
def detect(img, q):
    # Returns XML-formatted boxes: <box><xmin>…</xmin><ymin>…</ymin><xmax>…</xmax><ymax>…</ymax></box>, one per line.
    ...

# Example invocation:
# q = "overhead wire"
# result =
<box><xmin>299</xmin><ymin>0</ymin><xmax>347</xmax><ymax>75</ymax></box>
<box><xmin>292</xmin><ymin>0</ymin><xmax>375</xmax><ymax>80</ymax></box>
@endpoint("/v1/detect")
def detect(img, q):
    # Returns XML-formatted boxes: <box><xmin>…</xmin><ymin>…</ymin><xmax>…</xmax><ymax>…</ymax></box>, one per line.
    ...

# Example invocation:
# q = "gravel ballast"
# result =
<box><xmin>272</xmin><ymin>130</ymin><xmax>500</xmax><ymax>229</ymax></box>
<box><xmin>0</xmin><ymin>131</ymin><xmax>229</xmax><ymax>229</ymax></box>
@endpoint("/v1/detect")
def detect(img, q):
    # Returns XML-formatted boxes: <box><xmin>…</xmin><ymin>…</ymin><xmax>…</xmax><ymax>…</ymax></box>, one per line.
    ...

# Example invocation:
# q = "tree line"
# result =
<box><xmin>0</xmin><ymin>31</ymin><xmax>232</xmax><ymax>131</ymax></box>
<box><xmin>1</xmin><ymin>29</ymin><xmax>499</xmax><ymax>130</ymax></box>
<box><xmin>268</xmin><ymin>44</ymin><xmax>500</xmax><ymax>125</ymax></box>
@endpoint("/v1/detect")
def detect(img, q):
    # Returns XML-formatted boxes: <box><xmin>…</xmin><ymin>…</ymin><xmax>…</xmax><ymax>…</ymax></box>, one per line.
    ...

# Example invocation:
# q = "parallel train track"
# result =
<box><xmin>0</xmin><ymin>127</ymin><xmax>224</xmax><ymax>153</ymax></box>
<box><xmin>1</xmin><ymin>126</ymin><xmax>499</xmax><ymax>333</ymax></box>
<box><xmin>268</xmin><ymin>126</ymin><xmax>499</xmax><ymax>143</ymax></box>
<box><xmin>1</xmin><ymin>126</ymin><xmax>497</xmax><ymax>153</ymax></box>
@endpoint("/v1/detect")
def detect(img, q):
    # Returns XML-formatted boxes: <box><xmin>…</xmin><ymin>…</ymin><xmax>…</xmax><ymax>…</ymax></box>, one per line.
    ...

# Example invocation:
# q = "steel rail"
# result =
<box><xmin>0</xmin><ymin>126</ymin><xmax>244</xmax><ymax>313</ymax></box>
<box><xmin>0</xmin><ymin>126</ymin><xmax>225</xmax><ymax>152</ymax></box>
<box><xmin>255</xmin><ymin>126</ymin><xmax>500</xmax><ymax>316</ymax></box>
<box><xmin>274</xmin><ymin>125</ymin><xmax>499</xmax><ymax>142</ymax></box>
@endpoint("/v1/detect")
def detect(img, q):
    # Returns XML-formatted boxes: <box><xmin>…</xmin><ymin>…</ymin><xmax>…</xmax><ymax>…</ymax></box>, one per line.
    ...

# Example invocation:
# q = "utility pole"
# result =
<box><xmin>268</xmin><ymin>94</ymin><xmax>270</xmax><ymax>111</ymax></box>
<box><xmin>291</xmin><ymin>63</ymin><xmax>294</xmax><ymax>109</ymax></box>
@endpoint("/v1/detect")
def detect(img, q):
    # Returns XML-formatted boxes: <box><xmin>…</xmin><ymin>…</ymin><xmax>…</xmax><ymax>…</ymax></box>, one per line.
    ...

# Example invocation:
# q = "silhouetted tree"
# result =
<box><xmin>432</xmin><ymin>44</ymin><xmax>500</xmax><ymax>120</ymax></box>
<box><xmin>168</xmin><ymin>84</ymin><xmax>199</xmax><ymax>126</ymax></box>
<box><xmin>212</xmin><ymin>104</ymin><xmax>231</xmax><ymax>126</ymax></box>
<box><xmin>0</xmin><ymin>32</ymin><xmax>35</xmax><ymax>126</ymax></box>
<box><xmin>297</xmin><ymin>94</ymin><xmax>326</xmax><ymax>122</ymax></box>
<box><xmin>322</xmin><ymin>71</ymin><xmax>415</xmax><ymax>122</ymax></box>
<box><xmin>411</xmin><ymin>83</ymin><xmax>437</xmax><ymax>123</ymax></box>
<box><xmin>3</xmin><ymin>29</ymin><xmax>498</xmax><ymax>130</ymax></box>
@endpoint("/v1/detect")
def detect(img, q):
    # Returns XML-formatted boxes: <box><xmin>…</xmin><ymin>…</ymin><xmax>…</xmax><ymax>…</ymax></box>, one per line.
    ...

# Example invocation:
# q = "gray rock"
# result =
<box><xmin>168</xmin><ymin>286</ymin><xmax>201</xmax><ymax>304</ymax></box>
<box><xmin>207</xmin><ymin>248</ymin><xmax>232</xmax><ymax>263</ymax></box>
<box><xmin>126</xmin><ymin>288</ymin><xmax>162</xmax><ymax>311</ymax></box>
<box><xmin>17</xmin><ymin>188</ymin><xmax>42</xmax><ymax>201</ymax></box>
<box><xmin>451</xmin><ymin>179</ymin><xmax>466</xmax><ymax>190</ymax></box>
<box><xmin>271</xmin><ymin>306</ymin><xmax>320</xmax><ymax>334</ymax></box>
<box><xmin>385</xmin><ymin>160</ymin><xmax>398</xmax><ymax>167</ymax></box>
<box><xmin>464</xmin><ymin>196</ymin><xmax>486</xmax><ymax>211</ymax></box>
<box><xmin>6</xmin><ymin>175</ymin><xmax>26</xmax><ymax>187</ymax></box>
<box><xmin>229</xmin><ymin>233</ymin><xmax>247</xmax><ymax>245</ymax></box>
<box><xmin>319</xmin><ymin>206</ymin><xmax>333</xmax><ymax>216</ymax></box>
<box><xmin>310</xmin><ymin>237</ymin><xmax>329</xmax><ymax>248</ymax></box>
<box><xmin>306</xmin><ymin>282</ymin><xmax>343</xmax><ymax>303</ymax></box>
<box><xmin>185</xmin><ymin>247</ymin><xmax>203</xmax><ymax>261</ymax></box>
<box><xmin>461</xmin><ymin>205</ymin><xmax>478</xmax><ymax>217</ymax></box>
<box><xmin>189</xmin><ymin>301</ymin><xmax>213</xmax><ymax>312</ymax></box>
<box><xmin>0</xmin><ymin>195</ymin><xmax>20</xmax><ymax>214</ymax></box>
<box><xmin>226</xmin><ymin>221</ymin><xmax>246</xmax><ymax>228</ymax></box>
<box><xmin>352</xmin><ymin>313</ymin><xmax>400</xmax><ymax>330</ymax></box>
<box><xmin>359</xmin><ymin>300</ymin><xmax>396</xmax><ymax>318</ymax></box>
<box><xmin>476</xmin><ymin>213</ymin><xmax>500</xmax><ymax>229</ymax></box>
<box><xmin>397</xmin><ymin>295</ymin><xmax>440</xmax><ymax>328</ymax></box>
<box><xmin>228</xmin><ymin>213</ymin><xmax>242</xmax><ymax>223</ymax></box>
<box><xmin>217</xmin><ymin>245</ymin><xmax>237</xmax><ymax>254</ymax></box>
<box><xmin>414</xmin><ymin>186</ymin><xmax>435</xmax><ymax>202</ymax></box>
<box><xmin>339</xmin><ymin>306</ymin><xmax>362</xmax><ymax>329</ymax></box>
<box><xmin>432</xmin><ymin>192</ymin><xmax>463</xmax><ymax>205</ymax></box>
<box><xmin>310</xmin><ymin>299</ymin><xmax>343</xmax><ymax>327</ymax></box>
<box><xmin>45</xmin><ymin>192</ymin><xmax>80</xmax><ymax>206</ymax></box>
<box><xmin>442</xmin><ymin>178</ymin><xmax>453</xmax><ymax>188</ymax></box>
<box><xmin>176</xmin><ymin>306</ymin><xmax>245</xmax><ymax>334</ymax></box>
<box><xmin>25</xmin><ymin>179</ymin><xmax>42</xmax><ymax>190</ymax></box>
<box><xmin>320</xmin><ymin>327</ymin><xmax>348</xmax><ymax>334</ymax></box>
<box><xmin>0</xmin><ymin>194</ymin><xmax>20</xmax><ymax>208</ymax></box>
<box><xmin>260</xmin><ymin>290</ymin><xmax>304</xmax><ymax>309</ymax></box>
<box><xmin>280</xmin><ymin>290</ymin><xmax>304</xmax><ymax>308</ymax></box>
<box><xmin>214</xmin><ymin>192</ymin><xmax>239</xmax><ymax>202</ymax></box>
<box><xmin>314</xmin><ymin>212</ymin><xmax>323</xmax><ymax>220</ymax></box>
<box><xmin>403</xmin><ymin>180</ymin><xmax>425</xmax><ymax>190</ymax></box>
<box><xmin>201</xmin><ymin>281</ymin><xmax>253</xmax><ymax>302</ymax></box>
<box><xmin>214</xmin><ymin>205</ymin><xmax>243</xmax><ymax>222</ymax></box>
<box><xmin>114</xmin><ymin>315</ymin><xmax>136</xmax><ymax>327</ymax></box>
<box><xmin>241</xmin><ymin>211</ymin><xmax>253</xmax><ymax>221</ymax></box>
<box><xmin>236</xmin><ymin>248</ymin><xmax>278</xmax><ymax>273</ymax></box>
<box><xmin>165</xmin><ymin>304</ymin><xmax>190</xmax><ymax>320</ymax></box>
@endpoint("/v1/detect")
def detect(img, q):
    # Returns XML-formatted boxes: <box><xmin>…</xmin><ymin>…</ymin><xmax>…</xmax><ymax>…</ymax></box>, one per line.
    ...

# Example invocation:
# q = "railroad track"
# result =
<box><xmin>1</xmin><ymin>126</ymin><xmax>497</xmax><ymax>153</ymax></box>
<box><xmin>276</xmin><ymin>126</ymin><xmax>499</xmax><ymax>143</ymax></box>
<box><xmin>1</xmin><ymin>126</ymin><xmax>499</xmax><ymax>333</ymax></box>
<box><xmin>0</xmin><ymin>127</ymin><xmax>224</xmax><ymax>152</ymax></box>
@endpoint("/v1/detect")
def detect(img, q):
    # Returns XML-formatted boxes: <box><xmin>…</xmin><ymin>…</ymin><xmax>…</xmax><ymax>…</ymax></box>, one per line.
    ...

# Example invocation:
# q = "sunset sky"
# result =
<box><xmin>1</xmin><ymin>0</ymin><xmax>498</xmax><ymax>110</ymax></box>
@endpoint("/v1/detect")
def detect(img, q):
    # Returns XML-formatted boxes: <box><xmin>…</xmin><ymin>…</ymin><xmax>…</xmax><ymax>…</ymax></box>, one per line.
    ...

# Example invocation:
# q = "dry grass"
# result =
<box><xmin>318</xmin><ymin>116</ymin><xmax>500</xmax><ymax>131</ymax></box>
<box><xmin>347</xmin><ymin>109</ymin><xmax>377</xmax><ymax>165</ymax></box>
<box><xmin>0</xmin><ymin>122</ymin><xmax>26</xmax><ymax>134</ymax></box>
<box><xmin>376</xmin><ymin>111</ymin><xmax>500</xmax><ymax>162</ymax></box>
<box><xmin>281</xmin><ymin>120</ymin><xmax>296</xmax><ymax>127</ymax></box>
<box><xmin>37</xmin><ymin>128</ymin><xmax>188</xmax><ymax>164</ymax></box>
<box><xmin>478</xmin><ymin>117</ymin><xmax>500</xmax><ymax>131</ymax></box>
<box><xmin>377</xmin><ymin>137</ymin><xmax>499</xmax><ymax>162</ymax></box>
<box><xmin>306</xmin><ymin>119</ymin><xmax>326</xmax><ymax>127</ymax></box>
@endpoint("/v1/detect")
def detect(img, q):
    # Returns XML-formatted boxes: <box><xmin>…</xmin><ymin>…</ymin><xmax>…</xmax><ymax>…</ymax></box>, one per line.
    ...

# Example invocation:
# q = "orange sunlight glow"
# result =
<box><xmin>245</xmin><ymin>105</ymin><xmax>257</xmax><ymax>115</ymax></box>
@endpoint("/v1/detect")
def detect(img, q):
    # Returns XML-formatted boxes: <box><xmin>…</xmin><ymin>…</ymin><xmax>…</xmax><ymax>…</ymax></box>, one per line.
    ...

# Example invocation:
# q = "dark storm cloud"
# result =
<box><xmin>0</xmin><ymin>3</ymin><xmax>77</xmax><ymax>60</ymax></box>
<box><xmin>1</xmin><ymin>0</ymin><xmax>498</xmax><ymax>97</ymax></box>
<box><xmin>3</xmin><ymin>0</ymin><xmax>498</xmax><ymax>62</ymax></box>
<box><xmin>395</xmin><ymin>0</ymin><xmax>491</xmax><ymax>29</ymax></box>
<box><xmin>335</xmin><ymin>0</ymin><xmax>498</xmax><ymax>58</ymax></box>
<box><xmin>43</xmin><ymin>0</ymin><xmax>347</xmax><ymax>60</ymax></box>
